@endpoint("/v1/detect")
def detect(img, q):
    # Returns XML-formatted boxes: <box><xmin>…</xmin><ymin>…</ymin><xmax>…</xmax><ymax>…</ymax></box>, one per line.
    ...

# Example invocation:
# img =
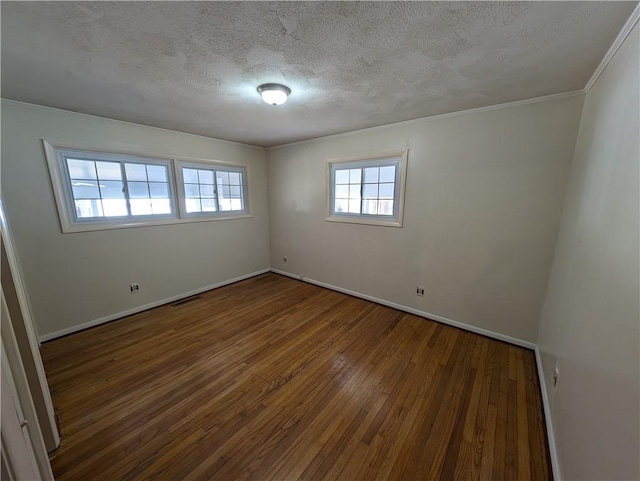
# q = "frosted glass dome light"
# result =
<box><xmin>257</xmin><ymin>83</ymin><xmax>291</xmax><ymax>106</ymax></box>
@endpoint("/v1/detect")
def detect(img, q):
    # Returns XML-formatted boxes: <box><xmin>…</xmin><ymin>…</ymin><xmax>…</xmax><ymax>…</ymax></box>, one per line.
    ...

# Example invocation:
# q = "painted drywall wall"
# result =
<box><xmin>267</xmin><ymin>95</ymin><xmax>585</xmax><ymax>343</ymax></box>
<box><xmin>1</xmin><ymin>101</ymin><xmax>270</xmax><ymax>338</ymax></box>
<box><xmin>537</xmin><ymin>23</ymin><xmax>639</xmax><ymax>481</ymax></box>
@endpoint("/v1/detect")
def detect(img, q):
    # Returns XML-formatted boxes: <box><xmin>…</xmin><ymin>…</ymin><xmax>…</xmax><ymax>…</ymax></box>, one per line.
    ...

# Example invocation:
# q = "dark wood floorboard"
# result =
<box><xmin>41</xmin><ymin>273</ymin><xmax>552</xmax><ymax>480</ymax></box>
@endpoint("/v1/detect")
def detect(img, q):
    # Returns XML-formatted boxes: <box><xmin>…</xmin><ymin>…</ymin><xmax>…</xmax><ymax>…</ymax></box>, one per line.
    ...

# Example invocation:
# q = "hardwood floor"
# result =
<box><xmin>41</xmin><ymin>273</ymin><xmax>552</xmax><ymax>480</ymax></box>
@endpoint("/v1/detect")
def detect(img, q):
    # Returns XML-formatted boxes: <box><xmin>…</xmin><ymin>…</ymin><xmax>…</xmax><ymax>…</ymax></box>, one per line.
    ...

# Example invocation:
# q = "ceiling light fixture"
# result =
<box><xmin>257</xmin><ymin>83</ymin><xmax>291</xmax><ymax>106</ymax></box>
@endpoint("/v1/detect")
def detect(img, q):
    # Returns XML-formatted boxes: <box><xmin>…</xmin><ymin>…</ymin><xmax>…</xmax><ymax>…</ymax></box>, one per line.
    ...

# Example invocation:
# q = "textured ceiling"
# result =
<box><xmin>1</xmin><ymin>1</ymin><xmax>636</xmax><ymax>147</ymax></box>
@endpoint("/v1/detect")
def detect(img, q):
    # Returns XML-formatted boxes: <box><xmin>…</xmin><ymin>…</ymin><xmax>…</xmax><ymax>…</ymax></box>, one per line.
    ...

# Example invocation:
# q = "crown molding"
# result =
<box><xmin>267</xmin><ymin>90</ymin><xmax>584</xmax><ymax>150</ymax></box>
<box><xmin>0</xmin><ymin>98</ymin><xmax>266</xmax><ymax>151</ymax></box>
<box><xmin>584</xmin><ymin>3</ymin><xmax>640</xmax><ymax>93</ymax></box>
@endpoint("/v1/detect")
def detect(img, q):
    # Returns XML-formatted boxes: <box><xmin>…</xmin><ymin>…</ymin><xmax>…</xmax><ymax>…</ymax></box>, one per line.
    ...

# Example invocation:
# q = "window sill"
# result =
<box><xmin>60</xmin><ymin>213</ymin><xmax>253</xmax><ymax>234</ymax></box>
<box><xmin>325</xmin><ymin>214</ymin><xmax>403</xmax><ymax>228</ymax></box>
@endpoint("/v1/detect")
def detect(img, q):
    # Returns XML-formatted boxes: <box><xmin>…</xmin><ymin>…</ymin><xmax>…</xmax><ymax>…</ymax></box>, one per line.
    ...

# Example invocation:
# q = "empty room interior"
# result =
<box><xmin>1</xmin><ymin>2</ymin><xmax>639</xmax><ymax>480</ymax></box>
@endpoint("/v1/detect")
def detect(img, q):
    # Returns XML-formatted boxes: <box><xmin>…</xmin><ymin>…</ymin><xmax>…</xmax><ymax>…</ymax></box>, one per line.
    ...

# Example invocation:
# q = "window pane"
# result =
<box><xmin>96</xmin><ymin>161</ymin><xmax>122</xmax><ymax>181</ymax></box>
<box><xmin>149</xmin><ymin>182</ymin><xmax>169</xmax><ymax>199</ymax></box>
<box><xmin>128</xmin><ymin>182</ymin><xmax>150</xmax><ymax>199</ymax></box>
<box><xmin>56</xmin><ymin>148</ymin><xmax>180</xmax><ymax>228</ymax></box>
<box><xmin>229</xmin><ymin>172</ymin><xmax>241</xmax><ymax>185</ymax></box>
<box><xmin>185</xmin><ymin>198</ymin><xmax>201</xmax><ymax>213</ymax></box>
<box><xmin>150</xmin><ymin>199</ymin><xmax>171</xmax><ymax>214</ymax></box>
<box><xmin>100</xmin><ymin>181</ymin><xmax>124</xmax><ymax>199</ymax></box>
<box><xmin>67</xmin><ymin>159</ymin><xmax>97</xmax><ymax>179</ymax></box>
<box><xmin>328</xmin><ymin>156</ymin><xmax>404</xmax><ymax>224</ymax></box>
<box><xmin>102</xmin><ymin>199</ymin><xmax>127</xmax><ymax>217</ymax></box>
<box><xmin>183</xmin><ymin>168</ymin><xmax>198</xmax><ymax>183</ymax></box>
<box><xmin>335</xmin><ymin>185</ymin><xmax>349</xmax><ymax>198</ymax></box>
<box><xmin>335</xmin><ymin>198</ymin><xmax>349</xmax><ymax>213</ymax></box>
<box><xmin>179</xmin><ymin>163</ymin><xmax>247</xmax><ymax>217</ymax></box>
<box><xmin>74</xmin><ymin>199</ymin><xmax>103</xmax><ymax>218</ymax></box>
<box><xmin>364</xmin><ymin>167</ymin><xmax>379</xmax><ymax>183</ymax></box>
<box><xmin>200</xmin><ymin>184</ymin><xmax>215</xmax><ymax>198</ymax></box>
<box><xmin>198</xmin><ymin>170</ymin><xmax>214</xmax><ymax>184</ymax></box>
<box><xmin>379</xmin><ymin>200</ymin><xmax>394</xmax><ymax>216</ymax></box>
<box><xmin>379</xmin><ymin>166</ymin><xmax>395</xmax><ymax>183</ymax></box>
<box><xmin>348</xmin><ymin>200</ymin><xmax>361</xmax><ymax>214</ymax></box>
<box><xmin>125</xmin><ymin>163</ymin><xmax>147</xmax><ymax>181</ymax></box>
<box><xmin>130</xmin><ymin>199</ymin><xmax>152</xmax><ymax>216</ymax></box>
<box><xmin>219</xmin><ymin>198</ymin><xmax>244</xmax><ymax>211</ymax></box>
<box><xmin>363</xmin><ymin>199</ymin><xmax>378</xmax><ymax>215</ymax></box>
<box><xmin>184</xmin><ymin>184</ymin><xmax>199</xmax><ymax>198</ymax></box>
<box><xmin>216</xmin><ymin>171</ymin><xmax>229</xmax><ymax>184</ymax></box>
<box><xmin>335</xmin><ymin>169</ymin><xmax>350</xmax><ymax>184</ymax></box>
<box><xmin>379</xmin><ymin>183</ymin><xmax>395</xmax><ymax>198</ymax></box>
<box><xmin>146</xmin><ymin>165</ymin><xmax>167</xmax><ymax>182</ymax></box>
<box><xmin>362</xmin><ymin>184</ymin><xmax>378</xmax><ymax>199</ymax></box>
<box><xmin>201</xmin><ymin>199</ymin><xmax>217</xmax><ymax>212</ymax></box>
<box><xmin>71</xmin><ymin>180</ymin><xmax>100</xmax><ymax>199</ymax></box>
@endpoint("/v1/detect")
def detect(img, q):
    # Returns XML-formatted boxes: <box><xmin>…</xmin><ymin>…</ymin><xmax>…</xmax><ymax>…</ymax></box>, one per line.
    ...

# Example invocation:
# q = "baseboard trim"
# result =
<box><xmin>41</xmin><ymin>266</ymin><xmax>557</xmax><ymax>476</ymax></box>
<box><xmin>270</xmin><ymin>269</ymin><xmax>535</xmax><ymax>350</ymax></box>
<box><xmin>39</xmin><ymin>268</ymin><xmax>271</xmax><ymax>342</ymax></box>
<box><xmin>535</xmin><ymin>347</ymin><xmax>562</xmax><ymax>481</ymax></box>
<box><xmin>269</xmin><ymin>268</ymin><xmax>303</xmax><ymax>280</ymax></box>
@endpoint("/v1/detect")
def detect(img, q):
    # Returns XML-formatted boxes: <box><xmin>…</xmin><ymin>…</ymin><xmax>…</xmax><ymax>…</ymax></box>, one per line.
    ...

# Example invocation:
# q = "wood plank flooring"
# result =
<box><xmin>41</xmin><ymin>273</ymin><xmax>552</xmax><ymax>480</ymax></box>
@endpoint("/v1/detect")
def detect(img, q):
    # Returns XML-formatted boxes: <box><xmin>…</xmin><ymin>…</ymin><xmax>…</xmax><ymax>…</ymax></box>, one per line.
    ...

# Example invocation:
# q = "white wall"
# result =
<box><xmin>537</xmin><ymin>23</ymin><xmax>639</xmax><ymax>481</ymax></box>
<box><xmin>267</xmin><ymin>95</ymin><xmax>584</xmax><ymax>343</ymax></box>
<box><xmin>1</xmin><ymin>101</ymin><xmax>270</xmax><ymax>339</ymax></box>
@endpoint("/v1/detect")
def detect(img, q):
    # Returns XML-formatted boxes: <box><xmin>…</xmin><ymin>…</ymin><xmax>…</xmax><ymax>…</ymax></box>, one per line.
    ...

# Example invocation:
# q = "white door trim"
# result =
<box><xmin>1</xmin><ymin>291</ymin><xmax>54</xmax><ymax>480</ymax></box>
<box><xmin>1</xmin><ymin>364</ymin><xmax>40</xmax><ymax>481</ymax></box>
<box><xmin>0</xmin><ymin>200</ymin><xmax>60</xmax><ymax>449</ymax></box>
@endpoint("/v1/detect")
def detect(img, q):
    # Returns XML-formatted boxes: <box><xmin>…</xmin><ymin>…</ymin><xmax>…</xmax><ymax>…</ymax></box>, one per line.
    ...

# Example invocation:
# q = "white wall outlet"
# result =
<box><xmin>129</xmin><ymin>283</ymin><xmax>140</xmax><ymax>293</ymax></box>
<box><xmin>416</xmin><ymin>285</ymin><xmax>425</xmax><ymax>297</ymax></box>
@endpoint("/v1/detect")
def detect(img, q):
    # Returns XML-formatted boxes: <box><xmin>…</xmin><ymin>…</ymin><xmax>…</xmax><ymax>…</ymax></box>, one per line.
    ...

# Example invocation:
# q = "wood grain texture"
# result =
<box><xmin>41</xmin><ymin>273</ymin><xmax>552</xmax><ymax>480</ymax></box>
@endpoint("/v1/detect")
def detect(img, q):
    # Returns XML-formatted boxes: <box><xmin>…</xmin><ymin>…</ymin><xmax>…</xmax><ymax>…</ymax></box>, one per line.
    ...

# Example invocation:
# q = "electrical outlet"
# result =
<box><xmin>129</xmin><ymin>283</ymin><xmax>140</xmax><ymax>293</ymax></box>
<box><xmin>282</xmin><ymin>256</ymin><xmax>288</xmax><ymax>263</ymax></box>
<box><xmin>416</xmin><ymin>285</ymin><xmax>425</xmax><ymax>297</ymax></box>
<box><xmin>553</xmin><ymin>366</ymin><xmax>559</xmax><ymax>389</ymax></box>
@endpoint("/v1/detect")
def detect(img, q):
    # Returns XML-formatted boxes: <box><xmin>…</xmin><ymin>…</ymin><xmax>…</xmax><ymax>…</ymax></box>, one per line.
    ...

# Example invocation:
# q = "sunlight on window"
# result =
<box><xmin>179</xmin><ymin>164</ymin><xmax>246</xmax><ymax>215</ymax></box>
<box><xmin>327</xmin><ymin>152</ymin><xmax>406</xmax><ymax>227</ymax></box>
<box><xmin>44</xmin><ymin>141</ymin><xmax>253</xmax><ymax>232</ymax></box>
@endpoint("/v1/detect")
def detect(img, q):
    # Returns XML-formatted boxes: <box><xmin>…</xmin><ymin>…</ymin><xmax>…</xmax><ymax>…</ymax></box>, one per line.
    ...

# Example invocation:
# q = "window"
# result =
<box><xmin>66</xmin><ymin>158</ymin><xmax>173</xmax><ymax>219</ymax></box>
<box><xmin>177</xmin><ymin>162</ymin><xmax>248</xmax><ymax>216</ymax></box>
<box><xmin>327</xmin><ymin>151</ymin><xmax>407</xmax><ymax>227</ymax></box>
<box><xmin>43</xmin><ymin>141</ymin><xmax>251</xmax><ymax>233</ymax></box>
<box><xmin>47</xmin><ymin>146</ymin><xmax>177</xmax><ymax>231</ymax></box>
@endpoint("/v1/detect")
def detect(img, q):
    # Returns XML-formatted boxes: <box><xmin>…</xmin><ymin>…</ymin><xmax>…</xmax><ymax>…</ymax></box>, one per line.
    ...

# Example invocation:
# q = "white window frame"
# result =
<box><xmin>326</xmin><ymin>150</ymin><xmax>408</xmax><ymax>227</ymax></box>
<box><xmin>43</xmin><ymin>141</ymin><xmax>251</xmax><ymax>233</ymax></box>
<box><xmin>175</xmin><ymin>160</ymin><xmax>250</xmax><ymax>220</ymax></box>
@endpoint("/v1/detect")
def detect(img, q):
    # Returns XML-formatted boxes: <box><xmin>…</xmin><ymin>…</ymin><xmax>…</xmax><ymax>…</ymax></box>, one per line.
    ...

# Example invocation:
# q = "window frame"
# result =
<box><xmin>326</xmin><ymin>150</ymin><xmax>408</xmax><ymax>228</ymax></box>
<box><xmin>175</xmin><ymin>160</ymin><xmax>250</xmax><ymax>219</ymax></box>
<box><xmin>43</xmin><ymin>141</ymin><xmax>251</xmax><ymax>233</ymax></box>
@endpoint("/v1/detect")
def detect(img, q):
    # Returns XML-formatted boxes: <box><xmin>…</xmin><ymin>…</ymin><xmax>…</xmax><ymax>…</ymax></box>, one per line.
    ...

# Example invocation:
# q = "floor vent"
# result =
<box><xmin>171</xmin><ymin>295</ymin><xmax>201</xmax><ymax>307</ymax></box>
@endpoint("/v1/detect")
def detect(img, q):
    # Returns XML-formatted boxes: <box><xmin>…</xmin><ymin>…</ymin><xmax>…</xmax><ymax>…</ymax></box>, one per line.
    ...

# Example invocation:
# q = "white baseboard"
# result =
<box><xmin>535</xmin><ymin>347</ymin><xmax>561</xmax><ymax>481</ymax></box>
<box><xmin>271</xmin><ymin>268</ymin><xmax>562</xmax><ymax>474</ymax></box>
<box><xmin>269</xmin><ymin>268</ymin><xmax>303</xmax><ymax>280</ymax></box>
<box><xmin>269</xmin><ymin>268</ymin><xmax>536</xmax><ymax>350</ymax></box>
<box><xmin>39</xmin><ymin>268</ymin><xmax>270</xmax><ymax>342</ymax></box>
<box><xmin>41</xmin><ymin>266</ymin><xmax>558</xmax><ymax>477</ymax></box>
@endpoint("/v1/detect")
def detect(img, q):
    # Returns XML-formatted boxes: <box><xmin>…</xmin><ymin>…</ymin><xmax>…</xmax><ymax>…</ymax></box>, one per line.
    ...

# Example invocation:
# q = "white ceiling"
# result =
<box><xmin>1</xmin><ymin>1</ymin><xmax>636</xmax><ymax>147</ymax></box>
